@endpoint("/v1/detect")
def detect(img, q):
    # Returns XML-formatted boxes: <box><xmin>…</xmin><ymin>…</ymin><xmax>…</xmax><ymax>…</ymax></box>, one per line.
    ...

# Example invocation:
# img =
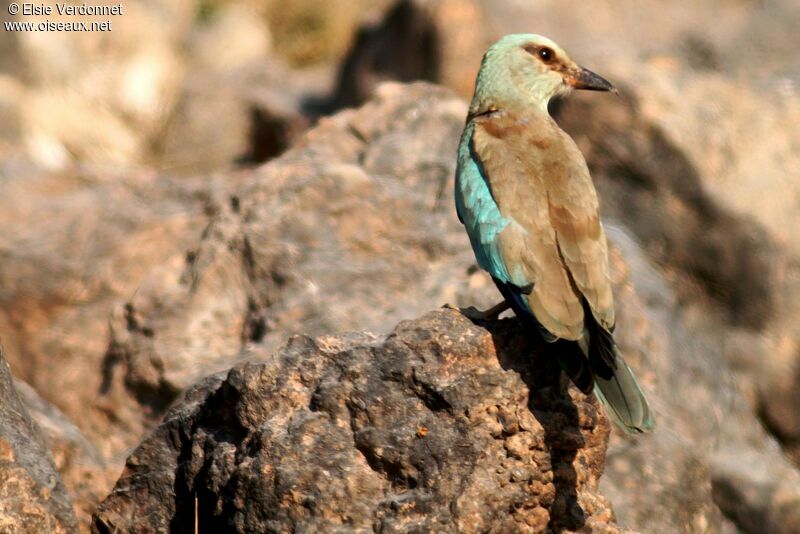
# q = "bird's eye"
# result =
<box><xmin>523</xmin><ymin>44</ymin><xmax>556</xmax><ymax>64</ymax></box>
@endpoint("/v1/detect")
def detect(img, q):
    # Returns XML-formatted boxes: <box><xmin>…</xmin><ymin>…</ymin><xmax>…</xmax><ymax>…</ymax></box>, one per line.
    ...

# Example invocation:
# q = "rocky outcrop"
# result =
<box><xmin>2</xmin><ymin>1</ymin><xmax>800</xmax><ymax>529</ymax></box>
<box><xmin>0</xmin><ymin>167</ymin><xmax>218</xmax><ymax>447</ymax></box>
<box><xmin>99</xmin><ymin>82</ymin><xmax>485</xmax><ymax>432</ymax></box>
<box><xmin>94</xmin><ymin>79</ymin><xmax>800</xmax><ymax>532</ymax></box>
<box><xmin>593</xmin><ymin>227</ymin><xmax>800</xmax><ymax>533</ymax></box>
<box><xmin>14</xmin><ymin>380</ymin><xmax>112</xmax><ymax>529</ymax></box>
<box><xmin>0</xmin><ymin>164</ymin><xmax>243</xmax><ymax>525</ymax></box>
<box><xmin>627</xmin><ymin>67</ymin><xmax>800</xmax><ymax>476</ymax></box>
<box><xmin>93</xmin><ymin>309</ymin><xmax>619</xmax><ymax>533</ymax></box>
<box><xmin>0</xmin><ymin>350</ymin><xmax>77</xmax><ymax>533</ymax></box>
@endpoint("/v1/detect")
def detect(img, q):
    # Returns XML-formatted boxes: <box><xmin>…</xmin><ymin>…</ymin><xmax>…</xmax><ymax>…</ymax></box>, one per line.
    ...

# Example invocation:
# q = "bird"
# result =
<box><xmin>454</xmin><ymin>34</ymin><xmax>654</xmax><ymax>433</ymax></box>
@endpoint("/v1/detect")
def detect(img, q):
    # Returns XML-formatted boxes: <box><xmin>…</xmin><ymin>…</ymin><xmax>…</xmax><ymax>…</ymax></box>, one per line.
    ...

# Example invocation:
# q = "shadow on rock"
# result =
<box><xmin>487</xmin><ymin>317</ymin><xmax>589</xmax><ymax>532</ymax></box>
<box><xmin>92</xmin><ymin>309</ymin><xmax>617</xmax><ymax>533</ymax></box>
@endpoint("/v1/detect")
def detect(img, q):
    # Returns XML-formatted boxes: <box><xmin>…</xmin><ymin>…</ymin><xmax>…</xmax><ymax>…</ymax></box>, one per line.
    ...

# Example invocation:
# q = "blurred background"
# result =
<box><xmin>1</xmin><ymin>0</ymin><xmax>799</xmax><ymax>531</ymax></box>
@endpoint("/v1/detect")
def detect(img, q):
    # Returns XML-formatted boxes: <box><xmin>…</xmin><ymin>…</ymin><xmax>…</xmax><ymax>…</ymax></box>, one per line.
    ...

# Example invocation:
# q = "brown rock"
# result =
<box><xmin>330</xmin><ymin>0</ymin><xmax>488</xmax><ymax>108</ymax></box>
<box><xmin>99</xmin><ymin>82</ymin><xmax>488</xmax><ymax>432</ymax></box>
<box><xmin>96</xmin><ymin>79</ymin><xmax>800</xmax><ymax>532</ymax></box>
<box><xmin>614</xmin><ymin>66</ymin><xmax>800</xmax><ymax>479</ymax></box>
<box><xmin>0</xmin><ymin>167</ymin><xmax>215</xmax><ymax>449</ymax></box>
<box><xmin>0</xmin><ymin>164</ymin><xmax>239</xmax><ymax>528</ymax></box>
<box><xmin>92</xmin><ymin>309</ymin><xmax>619</xmax><ymax>533</ymax></box>
<box><xmin>4</xmin><ymin>0</ymin><xmax>193</xmax><ymax>170</ymax></box>
<box><xmin>0</xmin><ymin>350</ymin><xmax>77</xmax><ymax>533</ymax></box>
<box><xmin>160</xmin><ymin>11</ymin><xmax>326</xmax><ymax>171</ymax></box>
<box><xmin>263</xmin><ymin>0</ymin><xmax>392</xmax><ymax>68</ymax></box>
<box><xmin>15</xmin><ymin>379</ymin><xmax>113</xmax><ymax>530</ymax></box>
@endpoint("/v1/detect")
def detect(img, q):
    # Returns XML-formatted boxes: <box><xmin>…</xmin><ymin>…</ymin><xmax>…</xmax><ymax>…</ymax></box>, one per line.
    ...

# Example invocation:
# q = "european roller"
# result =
<box><xmin>455</xmin><ymin>34</ymin><xmax>654</xmax><ymax>433</ymax></box>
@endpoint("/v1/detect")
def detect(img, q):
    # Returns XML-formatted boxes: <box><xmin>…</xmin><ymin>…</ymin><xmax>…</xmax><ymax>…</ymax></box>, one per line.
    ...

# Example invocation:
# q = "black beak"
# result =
<box><xmin>568</xmin><ymin>67</ymin><xmax>616</xmax><ymax>93</ymax></box>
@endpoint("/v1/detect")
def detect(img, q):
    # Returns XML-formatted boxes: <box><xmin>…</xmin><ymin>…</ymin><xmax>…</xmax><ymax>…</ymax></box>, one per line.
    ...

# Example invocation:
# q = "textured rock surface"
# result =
<box><xmin>15</xmin><ymin>380</ymin><xmax>111</xmax><ymax>529</ymax></box>
<box><xmin>0</xmin><ymin>0</ymin><xmax>194</xmax><ymax>170</ymax></box>
<box><xmin>0</xmin><ymin>167</ymin><xmax>215</xmax><ymax>450</ymax></box>
<box><xmin>100</xmin><ymin>82</ymin><xmax>485</xmax><ymax>430</ymax></box>
<box><xmin>595</xmin><ymin>228</ymin><xmax>754</xmax><ymax>533</ymax></box>
<box><xmin>0</xmin><ymin>350</ymin><xmax>78</xmax><ymax>533</ymax></box>
<box><xmin>1</xmin><ymin>1</ymin><xmax>800</xmax><ymax>529</ymax></box>
<box><xmin>0</xmin><ymin>165</ymin><xmax>236</xmax><ymax>528</ymax></box>
<box><xmin>93</xmin><ymin>309</ymin><xmax>619</xmax><ymax>533</ymax></box>
<box><xmin>631</xmin><ymin>68</ymin><xmax>800</xmax><ymax>475</ymax></box>
<box><xmin>96</xmin><ymin>80</ymin><xmax>800</xmax><ymax>532</ymax></box>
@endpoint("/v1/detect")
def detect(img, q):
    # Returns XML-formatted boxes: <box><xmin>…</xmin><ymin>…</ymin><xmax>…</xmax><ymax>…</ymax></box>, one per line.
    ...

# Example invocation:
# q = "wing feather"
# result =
<box><xmin>464</xmin><ymin>110</ymin><xmax>615</xmax><ymax>337</ymax></box>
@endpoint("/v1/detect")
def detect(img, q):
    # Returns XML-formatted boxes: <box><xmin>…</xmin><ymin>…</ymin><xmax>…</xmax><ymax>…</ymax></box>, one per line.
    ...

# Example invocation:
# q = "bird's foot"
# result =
<box><xmin>444</xmin><ymin>300</ymin><xmax>510</xmax><ymax>322</ymax></box>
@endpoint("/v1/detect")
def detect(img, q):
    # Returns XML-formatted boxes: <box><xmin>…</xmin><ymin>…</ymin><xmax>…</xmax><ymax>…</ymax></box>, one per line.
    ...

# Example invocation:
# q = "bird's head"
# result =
<box><xmin>470</xmin><ymin>34</ymin><xmax>615</xmax><ymax>115</ymax></box>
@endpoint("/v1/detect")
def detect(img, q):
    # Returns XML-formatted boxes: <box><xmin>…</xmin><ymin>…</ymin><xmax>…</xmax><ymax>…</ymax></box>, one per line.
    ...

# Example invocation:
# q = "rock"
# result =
<box><xmin>0</xmin><ymin>74</ymin><xmax>23</xmax><ymax>163</ymax></box>
<box><xmin>160</xmin><ymin>4</ymin><xmax>328</xmax><ymax>171</ymax></box>
<box><xmin>0</xmin><ymin>167</ymin><xmax>217</xmax><ymax>446</ymax></box>
<box><xmin>97</xmin><ymin>79</ymin><xmax>800</xmax><ymax>532</ymax></box>
<box><xmin>156</xmin><ymin>56</ymin><xmax>323</xmax><ymax>173</ymax></box>
<box><xmin>1</xmin><ymin>0</ymin><xmax>333</xmax><ymax>173</ymax></box>
<box><xmin>711</xmin><ymin>448</ymin><xmax>800</xmax><ymax>534</ymax></box>
<box><xmin>330</xmin><ymin>0</ymin><xmax>488</xmax><ymax>108</ymax></box>
<box><xmin>0</xmin><ymin>164</ymin><xmax>238</xmax><ymax>528</ymax></box>
<box><xmin>598</xmin><ymin>64</ymin><xmax>800</xmax><ymax>474</ymax></box>
<box><xmin>189</xmin><ymin>4</ymin><xmax>272</xmax><ymax>72</ymax></box>
<box><xmin>595</xmin><ymin>227</ymin><xmax>737</xmax><ymax>533</ymax></box>
<box><xmin>240</xmin><ymin>88</ymin><xmax>313</xmax><ymax>164</ymax></box>
<box><xmin>0</xmin><ymin>350</ymin><xmax>78</xmax><ymax>533</ymax></box>
<box><xmin>0</xmin><ymin>166</ymin><xmax>263</xmax><ymax>528</ymax></box>
<box><xmin>92</xmin><ymin>309</ymin><xmax>620</xmax><ymax>533</ymax></box>
<box><xmin>100</xmin><ymin>82</ymin><xmax>490</xmax><ymax>428</ymax></box>
<box><xmin>15</xmin><ymin>379</ymin><xmax>112</xmax><ymax>529</ymax></box>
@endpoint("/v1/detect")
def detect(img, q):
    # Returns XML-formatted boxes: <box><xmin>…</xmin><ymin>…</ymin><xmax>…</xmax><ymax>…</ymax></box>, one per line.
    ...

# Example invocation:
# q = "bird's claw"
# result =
<box><xmin>460</xmin><ymin>306</ymin><xmax>492</xmax><ymax>321</ymax></box>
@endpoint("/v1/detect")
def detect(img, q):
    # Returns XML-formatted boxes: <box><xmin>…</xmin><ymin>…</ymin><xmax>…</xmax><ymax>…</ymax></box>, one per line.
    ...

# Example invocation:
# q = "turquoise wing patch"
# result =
<box><xmin>455</xmin><ymin>123</ymin><xmax>513</xmax><ymax>284</ymax></box>
<box><xmin>455</xmin><ymin>123</ymin><xmax>552</xmax><ymax>340</ymax></box>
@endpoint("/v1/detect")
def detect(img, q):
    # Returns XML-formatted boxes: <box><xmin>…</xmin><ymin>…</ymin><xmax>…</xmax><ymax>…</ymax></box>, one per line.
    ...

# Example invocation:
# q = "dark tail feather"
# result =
<box><xmin>492</xmin><ymin>277</ymin><xmax>653</xmax><ymax>432</ymax></box>
<box><xmin>593</xmin><ymin>356</ymin><xmax>654</xmax><ymax>433</ymax></box>
<box><xmin>588</xmin><ymin>315</ymin><xmax>654</xmax><ymax>434</ymax></box>
<box><xmin>552</xmin><ymin>339</ymin><xmax>594</xmax><ymax>394</ymax></box>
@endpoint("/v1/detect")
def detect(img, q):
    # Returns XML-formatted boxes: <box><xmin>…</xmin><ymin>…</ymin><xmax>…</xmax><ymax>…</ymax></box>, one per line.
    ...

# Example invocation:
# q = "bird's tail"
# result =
<box><xmin>593</xmin><ymin>354</ymin><xmax>654</xmax><ymax>434</ymax></box>
<box><xmin>490</xmin><ymin>276</ymin><xmax>654</xmax><ymax>433</ymax></box>
<box><xmin>588</xmin><ymin>325</ymin><xmax>654</xmax><ymax>434</ymax></box>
